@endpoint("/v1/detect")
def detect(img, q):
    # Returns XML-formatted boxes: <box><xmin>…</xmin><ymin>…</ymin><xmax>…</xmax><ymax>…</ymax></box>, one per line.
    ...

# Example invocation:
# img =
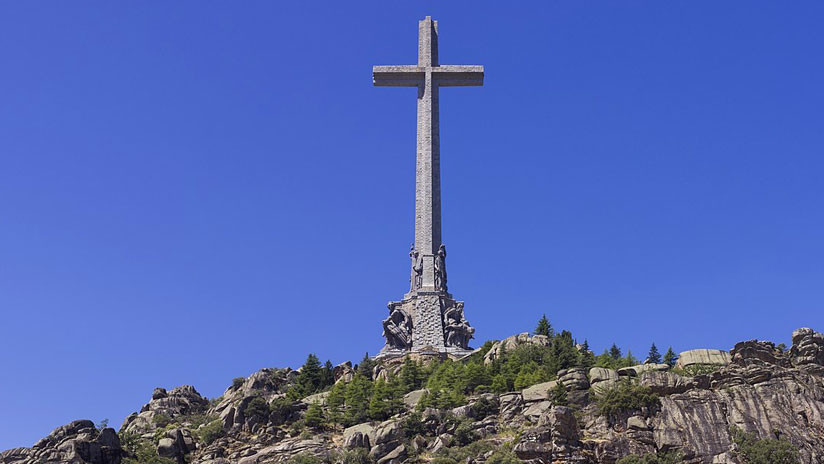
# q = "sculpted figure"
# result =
<box><xmin>443</xmin><ymin>302</ymin><xmax>474</xmax><ymax>349</ymax></box>
<box><xmin>409</xmin><ymin>244</ymin><xmax>423</xmax><ymax>291</ymax></box>
<box><xmin>382</xmin><ymin>305</ymin><xmax>412</xmax><ymax>350</ymax></box>
<box><xmin>434</xmin><ymin>244</ymin><xmax>448</xmax><ymax>292</ymax></box>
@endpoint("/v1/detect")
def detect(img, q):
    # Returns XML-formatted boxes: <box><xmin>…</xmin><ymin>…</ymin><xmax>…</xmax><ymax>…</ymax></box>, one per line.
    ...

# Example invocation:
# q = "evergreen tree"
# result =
<box><xmin>326</xmin><ymin>380</ymin><xmax>346</xmax><ymax>428</ymax></box>
<box><xmin>578</xmin><ymin>339</ymin><xmax>596</xmax><ymax>368</ymax></box>
<box><xmin>535</xmin><ymin>314</ymin><xmax>554</xmax><ymax>337</ymax></box>
<box><xmin>463</xmin><ymin>362</ymin><xmax>492</xmax><ymax>394</ymax></box>
<box><xmin>552</xmin><ymin>330</ymin><xmax>578</xmax><ymax>372</ymax></box>
<box><xmin>647</xmin><ymin>343</ymin><xmax>662</xmax><ymax>364</ymax></box>
<box><xmin>343</xmin><ymin>373</ymin><xmax>372</xmax><ymax>426</ymax></box>
<box><xmin>321</xmin><ymin>360</ymin><xmax>335</xmax><ymax>388</ymax></box>
<box><xmin>296</xmin><ymin>354</ymin><xmax>323</xmax><ymax>396</ymax></box>
<box><xmin>595</xmin><ymin>349</ymin><xmax>615</xmax><ymax>369</ymax></box>
<box><xmin>399</xmin><ymin>357</ymin><xmax>422</xmax><ymax>392</ymax></box>
<box><xmin>621</xmin><ymin>350</ymin><xmax>638</xmax><ymax>368</ymax></box>
<box><xmin>513</xmin><ymin>361</ymin><xmax>549</xmax><ymax>390</ymax></box>
<box><xmin>357</xmin><ymin>352</ymin><xmax>376</xmax><ymax>381</ymax></box>
<box><xmin>368</xmin><ymin>378</ymin><xmax>394</xmax><ymax>421</ymax></box>
<box><xmin>609</xmin><ymin>343</ymin><xmax>622</xmax><ymax>361</ymax></box>
<box><xmin>663</xmin><ymin>347</ymin><xmax>678</xmax><ymax>368</ymax></box>
<box><xmin>491</xmin><ymin>374</ymin><xmax>510</xmax><ymax>393</ymax></box>
<box><xmin>304</xmin><ymin>402</ymin><xmax>324</xmax><ymax>429</ymax></box>
<box><xmin>549</xmin><ymin>382</ymin><xmax>568</xmax><ymax>406</ymax></box>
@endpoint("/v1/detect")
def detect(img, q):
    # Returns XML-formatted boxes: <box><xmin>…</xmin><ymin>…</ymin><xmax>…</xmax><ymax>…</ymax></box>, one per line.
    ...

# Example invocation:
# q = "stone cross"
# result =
<box><xmin>373</xmin><ymin>16</ymin><xmax>483</xmax><ymax>292</ymax></box>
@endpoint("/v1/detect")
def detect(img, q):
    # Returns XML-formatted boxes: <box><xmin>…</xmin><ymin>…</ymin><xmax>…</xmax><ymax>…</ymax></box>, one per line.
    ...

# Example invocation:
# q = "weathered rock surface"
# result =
<box><xmin>483</xmin><ymin>332</ymin><xmax>551</xmax><ymax>365</ymax></box>
<box><xmin>121</xmin><ymin>385</ymin><xmax>210</xmax><ymax>435</ymax></box>
<box><xmin>675</xmin><ymin>348</ymin><xmax>731</xmax><ymax>368</ymax></box>
<box><xmin>1</xmin><ymin>420</ymin><xmax>122</xmax><ymax>464</ymax></box>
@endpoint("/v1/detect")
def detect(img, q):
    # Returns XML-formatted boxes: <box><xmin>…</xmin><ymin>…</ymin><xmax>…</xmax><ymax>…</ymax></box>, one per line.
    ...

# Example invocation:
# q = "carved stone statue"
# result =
<box><xmin>434</xmin><ymin>244</ymin><xmax>447</xmax><ymax>292</ymax></box>
<box><xmin>382</xmin><ymin>304</ymin><xmax>412</xmax><ymax>350</ymax></box>
<box><xmin>442</xmin><ymin>302</ymin><xmax>473</xmax><ymax>349</ymax></box>
<box><xmin>409</xmin><ymin>244</ymin><xmax>423</xmax><ymax>291</ymax></box>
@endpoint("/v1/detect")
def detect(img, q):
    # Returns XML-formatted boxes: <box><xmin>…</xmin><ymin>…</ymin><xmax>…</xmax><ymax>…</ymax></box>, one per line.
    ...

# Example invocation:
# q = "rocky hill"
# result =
<box><xmin>3</xmin><ymin>328</ymin><xmax>824</xmax><ymax>464</ymax></box>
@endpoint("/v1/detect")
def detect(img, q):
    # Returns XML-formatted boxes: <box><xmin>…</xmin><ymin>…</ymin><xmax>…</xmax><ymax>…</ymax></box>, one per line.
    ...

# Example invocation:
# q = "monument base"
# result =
<box><xmin>377</xmin><ymin>290</ymin><xmax>474</xmax><ymax>360</ymax></box>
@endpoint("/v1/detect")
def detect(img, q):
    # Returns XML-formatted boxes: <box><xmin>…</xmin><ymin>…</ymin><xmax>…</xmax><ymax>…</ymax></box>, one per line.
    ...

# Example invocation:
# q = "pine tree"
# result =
<box><xmin>549</xmin><ymin>382</ymin><xmax>568</xmax><ymax>406</ymax></box>
<box><xmin>623</xmin><ymin>350</ymin><xmax>638</xmax><ymax>367</ymax></box>
<box><xmin>326</xmin><ymin>380</ymin><xmax>346</xmax><ymax>428</ymax></box>
<box><xmin>357</xmin><ymin>352</ymin><xmax>376</xmax><ymax>381</ymax></box>
<box><xmin>535</xmin><ymin>314</ymin><xmax>553</xmax><ymax>337</ymax></box>
<box><xmin>463</xmin><ymin>362</ymin><xmax>491</xmax><ymax>394</ymax></box>
<box><xmin>552</xmin><ymin>330</ymin><xmax>578</xmax><ymax>372</ymax></box>
<box><xmin>609</xmin><ymin>343</ymin><xmax>622</xmax><ymax>361</ymax></box>
<box><xmin>663</xmin><ymin>347</ymin><xmax>678</xmax><ymax>368</ymax></box>
<box><xmin>647</xmin><ymin>343</ymin><xmax>662</xmax><ymax>364</ymax></box>
<box><xmin>297</xmin><ymin>354</ymin><xmax>323</xmax><ymax>396</ymax></box>
<box><xmin>368</xmin><ymin>379</ymin><xmax>399</xmax><ymax>421</ymax></box>
<box><xmin>304</xmin><ymin>402</ymin><xmax>324</xmax><ymax>429</ymax></box>
<box><xmin>578</xmin><ymin>339</ymin><xmax>596</xmax><ymax>368</ymax></box>
<box><xmin>321</xmin><ymin>360</ymin><xmax>335</xmax><ymax>388</ymax></box>
<box><xmin>399</xmin><ymin>357</ymin><xmax>422</xmax><ymax>392</ymax></box>
<box><xmin>491</xmin><ymin>374</ymin><xmax>509</xmax><ymax>393</ymax></box>
<box><xmin>343</xmin><ymin>373</ymin><xmax>372</xmax><ymax>426</ymax></box>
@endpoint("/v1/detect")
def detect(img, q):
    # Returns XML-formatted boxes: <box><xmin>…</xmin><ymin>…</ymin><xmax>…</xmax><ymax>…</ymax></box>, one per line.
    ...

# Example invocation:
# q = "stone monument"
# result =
<box><xmin>374</xmin><ymin>17</ymin><xmax>482</xmax><ymax>358</ymax></box>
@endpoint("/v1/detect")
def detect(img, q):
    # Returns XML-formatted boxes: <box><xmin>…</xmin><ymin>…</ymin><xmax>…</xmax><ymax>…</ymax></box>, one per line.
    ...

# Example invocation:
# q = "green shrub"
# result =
<box><xmin>402</xmin><ymin>411</ymin><xmax>425</xmax><ymax>438</ymax></box>
<box><xmin>470</xmin><ymin>396</ymin><xmax>497</xmax><ymax>419</ymax></box>
<box><xmin>287</xmin><ymin>452</ymin><xmax>324</xmax><ymax>464</ymax></box>
<box><xmin>730</xmin><ymin>426</ymin><xmax>800</xmax><ymax>464</ymax></box>
<box><xmin>453</xmin><ymin>419</ymin><xmax>477</xmax><ymax>446</ymax></box>
<box><xmin>486</xmin><ymin>448</ymin><xmax>521</xmax><ymax>464</ymax></box>
<box><xmin>151</xmin><ymin>413</ymin><xmax>172</xmax><ymax>428</ymax></box>
<box><xmin>196</xmin><ymin>419</ymin><xmax>225</xmax><ymax>445</ymax></box>
<box><xmin>429</xmin><ymin>458</ymin><xmax>458</xmax><ymax>464</ymax></box>
<box><xmin>617</xmin><ymin>450</ymin><xmax>683</xmax><ymax>464</ymax></box>
<box><xmin>339</xmin><ymin>448</ymin><xmax>374</xmax><ymax>464</ymax></box>
<box><xmin>596</xmin><ymin>380</ymin><xmax>659</xmax><ymax>417</ymax></box>
<box><xmin>549</xmin><ymin>382</ymin><xmax>568</xmax><ymax>406</ymax></box>
<box><xmin>232</xmin><ymin>377</ymin><xmax>245</xmax><ymax>389</ymax></box>
<box><xmin>433</xmin><ymin>440</ymin><xmax>495</xmax><ymax>463</ymax></box>
<box><xmin>243</xmin><ymin>396</ymin><xmax>270</xmax><ymax>420</ymax></box>
<box><xmin>119</xmin><ymin>433</ymin><xmax>177</xmax><ymax>464</ymax></box>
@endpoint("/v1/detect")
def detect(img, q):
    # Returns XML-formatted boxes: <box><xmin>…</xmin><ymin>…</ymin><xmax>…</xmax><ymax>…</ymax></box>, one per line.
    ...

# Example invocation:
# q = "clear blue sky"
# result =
<box><xmin>1</xmin><ymin>1</ymin><xmax>822</xmax><ymax>449</ymax></box>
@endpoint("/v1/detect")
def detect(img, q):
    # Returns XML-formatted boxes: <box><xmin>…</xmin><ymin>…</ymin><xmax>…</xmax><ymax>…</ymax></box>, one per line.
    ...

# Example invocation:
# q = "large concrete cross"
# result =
<box><xmin>373</xmin><ymin>16</ymin><xmax>483</xmax><ymax>292</ymax></box>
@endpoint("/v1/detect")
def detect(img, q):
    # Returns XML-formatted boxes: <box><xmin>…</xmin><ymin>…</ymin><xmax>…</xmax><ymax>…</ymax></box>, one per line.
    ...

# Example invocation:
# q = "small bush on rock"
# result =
<box><xmin>243</xmin><ymin>396</ymin><xmax>270</xmax><ymax>420</ymax></box>
<box><xmin>151</xmin><ymin>413</ymin><xmax>172</xmax><ymax>428</ymax></box>
<box><xmin>454</xmin><ymin>419</ymin><xmax>477</xmax><ymax>446</ymax></box>
<box><xmin>196</xmin><ymin>419</ymin><xmax>225</xmax><ymax>445</ymax></box>
<box><xmin>730</xmin><ymin>426</ymin><xmax>800</xmax><ymax>464</ymax></box>
<box><xmin>339</xmin><ymin>448</ymin><xmax>374</xmax><ymax>464</ymax></box>
<box><xmin>433</xmin><ymin>440</ymin><xmax>495</xmax><ymax>464</ymax></box>
<box><xmin>287</xmin><ymin>452</ymin><xmax>324</xmax><ymax>464</ymax></box>
<box><xmin>596</xmin><ymin>380</ymin><xmax>659</xmax><ymax>417</ymax></box>
<box><xmin>232</xmin><ymin>377</ymin><xmax>245</xmax><ymax>389</ymax></box>
<box><xmin>402</xmin><ymin>412</ymin><xmax>425</xmax><ymax>438</ymax></box>
<box><xmin>617</xmin><ymin>451</ymin><xmax>683</xmax><ymax>464</ymax></box>
<box><xmin>470</xmin><ymin>396</ymin><xmax>497</xmax><ymax>419</ymax></box>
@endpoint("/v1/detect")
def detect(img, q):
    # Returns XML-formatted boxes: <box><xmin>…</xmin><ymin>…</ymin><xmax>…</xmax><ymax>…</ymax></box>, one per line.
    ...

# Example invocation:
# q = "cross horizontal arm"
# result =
<box><xmin>373</xmin><ymin>66</ymin><xmax>424</xmax><ymax>87</ymax></box>
<box><xmin>373</xmin><ymin>65</ymin><xmax>484</xmax><ymax>87</ymax></box>
<box><xmin>432</xmin><ymin>65</ymin><xmax>484</xmax><ymax>87</ymax></box>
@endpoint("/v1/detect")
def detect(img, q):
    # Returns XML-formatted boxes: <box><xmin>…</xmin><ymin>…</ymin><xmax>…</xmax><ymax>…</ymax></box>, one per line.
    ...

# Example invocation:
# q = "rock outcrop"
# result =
<box><xmin>0</xmin><ymin>420</ymin><xmax>122</xmax><ymax>464</ymax></box>
<box><xmin>6</xmin><ymin>328</ymin><xmax>824</xmax><ymax>464</ymax></box>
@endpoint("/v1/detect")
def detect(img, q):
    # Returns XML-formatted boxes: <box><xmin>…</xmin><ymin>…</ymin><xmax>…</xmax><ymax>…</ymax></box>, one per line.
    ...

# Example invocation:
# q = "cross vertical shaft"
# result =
<box><xmin>373</xmin><ymin>16</ymin><xmax>483</xmax><ymax>295</ymax></box>
<box><xmin>416</xmin><ymin>17</ymin><xmax>441</xmax><ymax>290</ymax></box>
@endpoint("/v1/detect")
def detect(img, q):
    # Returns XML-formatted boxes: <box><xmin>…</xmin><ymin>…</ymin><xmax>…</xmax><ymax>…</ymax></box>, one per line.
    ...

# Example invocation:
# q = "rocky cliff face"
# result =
<box><xmin>4</xmin><ymin>329</ymin><xmax>824</xmax><ymax>464</ymax></box>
